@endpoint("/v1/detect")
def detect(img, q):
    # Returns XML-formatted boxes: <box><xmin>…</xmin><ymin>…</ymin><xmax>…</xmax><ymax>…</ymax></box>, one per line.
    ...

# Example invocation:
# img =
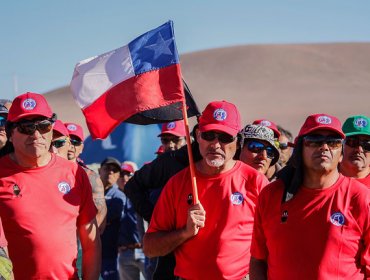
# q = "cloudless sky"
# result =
<box><xmin>1</xmin><ymin>0</ymin><xmax>370</xmax><ymax>101</ymax></box>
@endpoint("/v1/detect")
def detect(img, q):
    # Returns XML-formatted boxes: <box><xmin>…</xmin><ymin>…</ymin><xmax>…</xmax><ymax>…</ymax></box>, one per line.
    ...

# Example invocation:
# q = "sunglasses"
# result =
<box><xmin>51</xmin><ymin>138</ymin><xmax>69</xmax><ymax>148</ymax></box>
<box><xmin>245</xmin><ymin>140</ymin><xmax>275</xmax><ymax>159</ymax></box>
<box><xmin>200</xmin><ymin>131</ymin><xmax>236</xmax><ymax>144</ymax></box>
<box><xmin>120</xmin><ymin>171</ymin><xmax>134</xmax><ymax>177</ymax></box>
<box><xmin>303</xmin><ymin>135</ymin><xmax>343</xmax><ymax>149</ymax></box>
<box><xmin>345</xmin><ymin>137</ymin><xmax>370</xmax><ymax>152</ymax></box>
<box><xmin>160</xmin><ymin>136</ymin><xmax>184</xmax><ymax>145</ymax></box>
<box><xmin>0</xmin><ymin>117</ymin><xmax>6</xmax><ymax>127</ymax></box>
<box><xmin>15</xmin><ymin>119</ymin><xmax>53</xmax><ymax>135</ymax></box>
<box><xmin>70</xmin><ymin>138</ymin><xmax>83</xmax><ymax>146</ymax></box>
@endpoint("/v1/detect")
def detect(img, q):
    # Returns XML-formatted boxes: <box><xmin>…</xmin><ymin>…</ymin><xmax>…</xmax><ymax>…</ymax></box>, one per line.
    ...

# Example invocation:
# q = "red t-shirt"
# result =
<box><xmin>148</xmin><ymin>161</ymin><xmax>268</xmax><ymax>280</ymax></box>
<box><xmin>0</xmin><ymin>218</ymin><xmax>7</xmax><ymax>247</ymax></box>
<box><xmin>251</xmin><ymin>175</ymin><xmax>370</xmax><ymax>280</ymax></box>
<box><xmin>357</xmin><ymin>174</ymin><xmax>370</xmax><ymax>188</ymax></box>
<box><xmin>0</xmin><ymin>154</ymin><xmax>97</xmax><ymax>279</ymax></box>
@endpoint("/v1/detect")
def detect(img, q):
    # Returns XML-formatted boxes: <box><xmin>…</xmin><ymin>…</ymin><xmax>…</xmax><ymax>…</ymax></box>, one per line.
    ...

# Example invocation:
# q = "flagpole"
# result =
<box><xmin>182</xmin><ymin>99</ymin><xmax>199</xmax><ymax>204</ymax></box>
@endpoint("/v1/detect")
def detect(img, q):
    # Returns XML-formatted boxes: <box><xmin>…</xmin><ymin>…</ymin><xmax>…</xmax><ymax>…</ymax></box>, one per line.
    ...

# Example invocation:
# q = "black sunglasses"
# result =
<box><xmin>15</xmin><ymin>119</ymin><xmax>53</xmax><ymax>135</ymax></box>
<box><xmin>245</xmin><ymin>140</ymin><xmax>275</xmax><ymax>159</ymax></box>
<box><xmin>345</xmin><ymin>137</ymin><xmax>370</xmax><ymax>152</ymax></box>
<box><xmin>303</xmin><ymin>135</ymin><xmax>343</xmax><ymax>149</ymax></box>
<box><xmin>70</xmin><ymin>138</ymin><xmax>83</xmax><ymax>146</ymax></box>
<box><xmin>200</xmin><ymin>131</ymin><xmax>236</xmax><ymax>144</ymax></box>
<box><xmin>51</xmin><ymin>138</ymin><xmax>69</xmax><ymax>148</ymax></box>
<box><xmin>160</xmin><ymin>136</ymin><xmax>184</xmax><ymax>145</ymax></box>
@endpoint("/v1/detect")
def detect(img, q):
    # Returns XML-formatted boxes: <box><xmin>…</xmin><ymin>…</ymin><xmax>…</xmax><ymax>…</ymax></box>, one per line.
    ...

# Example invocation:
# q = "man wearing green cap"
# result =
<box><xmin>340</xmin><ymin>115</ymin><xmax>370</xmax><ymax>187</ymax></box>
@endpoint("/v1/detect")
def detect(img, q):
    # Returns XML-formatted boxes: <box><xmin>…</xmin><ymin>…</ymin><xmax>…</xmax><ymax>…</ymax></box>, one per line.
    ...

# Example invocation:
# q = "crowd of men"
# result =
<box><xmin>0</xmin><ymin>92</ymin><xmax>369</xmax><ymax>280</ymax></box>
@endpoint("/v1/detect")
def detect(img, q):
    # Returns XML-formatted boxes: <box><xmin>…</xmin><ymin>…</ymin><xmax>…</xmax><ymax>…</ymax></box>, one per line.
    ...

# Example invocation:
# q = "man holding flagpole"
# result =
<box><xmin>143</xmin><ymin>100</ymin><xmax>268</xmax><ymax>280</ymax></box>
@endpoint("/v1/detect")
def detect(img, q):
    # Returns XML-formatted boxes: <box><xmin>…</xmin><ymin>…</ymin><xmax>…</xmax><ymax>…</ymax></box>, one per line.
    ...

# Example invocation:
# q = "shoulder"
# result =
<box><xmin>258</xmin><ymin>179</ymin><xmax>285</xmax><ymax>202</ymax></box>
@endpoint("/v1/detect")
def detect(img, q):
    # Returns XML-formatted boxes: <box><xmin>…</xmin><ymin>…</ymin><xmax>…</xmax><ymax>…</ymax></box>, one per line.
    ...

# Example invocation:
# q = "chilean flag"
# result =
<box><xmin>70</xmin><ymin>21</ymin><xmax>185</xmax><ymax>139</ymax></box>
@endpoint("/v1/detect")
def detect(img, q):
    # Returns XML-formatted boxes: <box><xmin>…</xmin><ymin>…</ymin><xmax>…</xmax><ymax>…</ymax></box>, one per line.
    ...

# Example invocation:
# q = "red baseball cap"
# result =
<box><xmin>158</xmin><ymin>120</ymin><xmax>186</xmax><ymax>137</ymax></box>
<box><xmin>298</xmin><ymin>113</ymin><xmax>345</xmax><ymax>138</ymax></box>
<box><xmin>8</xmin><ymin>92</ymin><xmax>53</xmax><ymax>122</ymax></box>
<box><xmin>199</xmin><ymin>100</ymin><xmax>241</xmax><ymax>136</ymax></box>
<box><xmin>121</xmin><ymin>163</ymin><xmax>135</xmax><ymax>174</ymax></box>
<box><xmin>253</xmin><ymin>119</ymin><xmax>281</xmax><ymax>138</ymax></box>
<box><xmin>65</xmin><ymin>122</ymin><xmax>84</xmax><ymax>141</ymax></box>
<box><xmin>53</xmin><ymin>120</ymin><xmax>69</xmax><ymax>136</ymax></box>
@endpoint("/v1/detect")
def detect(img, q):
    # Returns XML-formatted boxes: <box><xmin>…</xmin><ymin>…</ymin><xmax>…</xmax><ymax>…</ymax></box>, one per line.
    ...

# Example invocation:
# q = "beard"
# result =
<box><xmin>205</xmin><ymin>157</ymin><xmax>225</xmax><ymax>168</ymax></box>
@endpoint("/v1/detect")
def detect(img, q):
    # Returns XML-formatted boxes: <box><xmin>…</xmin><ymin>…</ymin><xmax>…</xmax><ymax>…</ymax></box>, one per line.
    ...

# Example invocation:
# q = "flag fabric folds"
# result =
<box><xmin>70</xmin><ymin>21</ymin><xmax>186</xmax><ymax>139</ymax></box>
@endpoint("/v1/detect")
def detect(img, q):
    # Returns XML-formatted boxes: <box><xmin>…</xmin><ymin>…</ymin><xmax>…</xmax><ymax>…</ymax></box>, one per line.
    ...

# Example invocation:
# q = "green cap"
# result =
<box><xmin>342</xmin><ymin>115</ymin><xmax>370</xmax><ymax>136</ymax></box>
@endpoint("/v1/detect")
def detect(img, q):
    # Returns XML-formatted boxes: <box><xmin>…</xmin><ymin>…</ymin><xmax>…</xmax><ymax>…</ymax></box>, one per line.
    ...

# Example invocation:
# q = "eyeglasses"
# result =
<box><xmin>245</xmin><ymin>140</ymin><xmax>275</xmax><ymax>159</ymax></box>
<box><xmin>200</xmin><ymin>131</ymin><xmax>236</xmax><ymax>144</ymax></box>
<box><xmin>15</xmin><ymin>119</ymin><xmax>53</xmax><ymax>135</ymax></box>
<box><xmin>51</xmin><ymin>138</ymin><xmax>69</xmax><ymax>148</ymax></box>
<box><xmin>160</xmin><ymin>136</ymin><xmax>184</xmax><ymax>145</ymax></box>
<box><xmin>70</xmin><ymin>138</ymin><xmax>83</xmax><ymax>146</ymax></box>
<box><xmin>303</xmin><ymin>135</ymin><xmax>343</xmax><ymax>149</ymax></box>
<box><xmin>345</xmin><ymin>137</ymin><xmax>370</xmax><ymax>152</ymax></box>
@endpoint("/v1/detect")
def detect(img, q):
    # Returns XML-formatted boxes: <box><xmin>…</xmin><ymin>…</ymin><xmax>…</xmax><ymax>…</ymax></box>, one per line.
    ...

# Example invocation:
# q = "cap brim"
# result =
<box><xmin>199</xmin><ymin>124</ymin><xmax>238</xmax><ymax>137</ymax></box>
<box><xmin>304</xmin><ymin>126</ymin><xmax>345</xmax><ymax>138</ymax></box>
<box><xmin>10</xmin><ymin>112</ymin><xmax>52</xmax><ymax>122</ymax></box>
<box><xmin>345</xmin><ymin>131</ymin><xmax>370</xmax><ymax>137</ymax></box>
<box><xmin>158</xmin><ymin>131</ymin><xmax>185</xmax><ymax>137</ymax></box>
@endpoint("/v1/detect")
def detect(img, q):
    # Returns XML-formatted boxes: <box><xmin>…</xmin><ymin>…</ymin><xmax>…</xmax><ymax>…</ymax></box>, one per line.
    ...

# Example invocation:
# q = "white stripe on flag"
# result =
<box><xmin>70</xmin><ymin>45</ymin><xmax>135</xmax><ymax>109</ymax></box>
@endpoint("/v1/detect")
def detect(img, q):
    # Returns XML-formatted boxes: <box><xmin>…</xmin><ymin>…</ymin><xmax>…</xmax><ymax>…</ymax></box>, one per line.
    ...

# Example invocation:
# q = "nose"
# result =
<box><xmin>319</xmin><ymin>142</ymin><xmax>330</xmax><ymax>150</ymax></box>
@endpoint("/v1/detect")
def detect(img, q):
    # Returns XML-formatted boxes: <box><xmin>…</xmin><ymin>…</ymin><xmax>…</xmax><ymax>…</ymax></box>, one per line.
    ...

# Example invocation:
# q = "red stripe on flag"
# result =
<box><xmin>82</xmin><ymin>64</ymin><xmax>183</xmax><ymax>139</ymax></box>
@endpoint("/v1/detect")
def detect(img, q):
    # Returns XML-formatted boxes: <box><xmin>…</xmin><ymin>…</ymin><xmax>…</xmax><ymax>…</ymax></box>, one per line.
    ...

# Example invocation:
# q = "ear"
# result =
<box><xmin>195</xmin><ymin>129</ymin><xmax>202</xmax><ymax>142</ymax></box>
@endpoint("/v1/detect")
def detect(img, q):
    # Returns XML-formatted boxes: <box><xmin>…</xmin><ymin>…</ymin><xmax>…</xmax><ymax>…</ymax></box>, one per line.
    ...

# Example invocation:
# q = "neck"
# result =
<box><xmin>339</xmin><ymin>163</ymin><xmax>370</xmax><ymax>179</ymax></box>
<box><xmin>11</xmin><ymin>151</ymin><xmax>52</xmax><ymax>168</ymax></box>
<box><xmin>303</xmin><ymin>169</ymin><xmax>340</xmax><ymax>189</ymax></box>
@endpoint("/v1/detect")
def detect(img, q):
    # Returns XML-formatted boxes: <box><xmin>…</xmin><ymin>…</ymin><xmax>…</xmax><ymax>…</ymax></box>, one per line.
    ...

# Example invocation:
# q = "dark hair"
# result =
<box><xmin>277</xmin><ymin>137</ymin><xmax>304</xmax><ymax>202</ymax></box>
<box><xmin>277</xmin><ymin>125</ymin><xmax>293</xmax><ymax>142</ymax></box>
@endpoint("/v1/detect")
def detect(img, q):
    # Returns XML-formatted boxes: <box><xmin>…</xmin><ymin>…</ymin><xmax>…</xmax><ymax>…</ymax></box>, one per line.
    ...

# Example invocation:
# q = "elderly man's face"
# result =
<box><xmin>50</xmin><ymin>132</ymin><xmax>70</xmax><ymax>160</ymax></box>
<box><xmin>196</xmin><ymin>130</ymin><xmax>237</xmax><ymax>170</ymax></box>
<box><xmin>160</xmin><ymin>133</ymin><xmax>186</xmax><ymax>152</ymax></box>
<box><xmin>342</xmin><ymin>135</ymin><xmax>370</xmax><ymax>173</ymax></box>
<box><xmin>11</xmin><ymin>117</ymin><xmax>53</xmax><ymax>159</ymax></box>
<box><xmin>67</xmin><ymin>136</ymin><xmax>84</xmax><ymax>161</ymax></box>
<box><xmin>240</xmin><ymin>139</ymin><xmax>274</xmax><ymax>175</ymax></box>
<box><xmin>302</xmin><ymin>129</ymin><xmax>343</xmax><ymax>174</ymax></box>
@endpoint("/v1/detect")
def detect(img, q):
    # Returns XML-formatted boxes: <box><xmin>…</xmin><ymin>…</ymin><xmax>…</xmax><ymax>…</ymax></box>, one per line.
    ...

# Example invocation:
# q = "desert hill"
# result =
<box><xmin>45</xmin><ymin>42</ymin><xmax>370</xmax><ymax>137</ymax></box>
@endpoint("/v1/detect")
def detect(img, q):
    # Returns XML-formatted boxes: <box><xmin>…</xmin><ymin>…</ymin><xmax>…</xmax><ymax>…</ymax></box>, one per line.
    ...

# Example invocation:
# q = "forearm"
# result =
<box><xmin>94</xmin><ymin>197</ymin><xmax>107</xmax><ymax>234</ymax></box>
<box><xmin>249</xmin><ymin>257</ymin><xmax>268</xmax><ymax>280</ymax></box>
<box><xmin>79</xmin><ymin>220</ymin><xmax>102</xmax><ymax>280</ymax></box>
<box><xmin>143</xmin><ymin>228</ymin><xmax>190</xmax><ymax>258</ymax></box>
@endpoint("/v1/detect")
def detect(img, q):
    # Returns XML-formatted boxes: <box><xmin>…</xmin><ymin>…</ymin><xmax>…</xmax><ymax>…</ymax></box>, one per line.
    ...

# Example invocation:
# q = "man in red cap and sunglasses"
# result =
<box><xmin>144</xmin><ymin>100</ymin><xmax>268</xmax><ymax>280</ymax></box>
<box><xmin>0</xmin><ymin>92</ymin><xmax>101</xmax><ymax>279</ymax></box>
<box><xmin>158</xmin><ymin>120</ymin><xmax>187</xmax><ymax>152</ymax></box>
<box><xmin>250</xmin><ymin>113</ymin><xmax>369</xmax><ymax>279</ymax></box>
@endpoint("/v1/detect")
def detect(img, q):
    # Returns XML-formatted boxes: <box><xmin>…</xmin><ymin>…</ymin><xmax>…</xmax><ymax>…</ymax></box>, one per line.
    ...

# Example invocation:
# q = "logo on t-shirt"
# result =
<box><xmin>58</xmin><ymin>182</ymin><xmax>71</xmax><ymax>194</ymax></box>
<box><xmin>330</xmin><ymin>212</ymin><xmax>345</xmax><ymax>226</ymax></box>
<box><xmin>230</xmin><ymin>192</ymin><xmax>244</xmax><ymax>205</ymax></box>
<box><xmin>281</xmin><ymin>210</ymin><xmax>288</xmax><ymax>223</ymax></box>
<box><xmin>187</xmin><ymin>193</ymin><xmax>193</xmax><ymax>205</ymax></box>
<box><xmin>13</xmin><ymin>184</ymin><xmax>21</xmax><ymax>197</ymax></box>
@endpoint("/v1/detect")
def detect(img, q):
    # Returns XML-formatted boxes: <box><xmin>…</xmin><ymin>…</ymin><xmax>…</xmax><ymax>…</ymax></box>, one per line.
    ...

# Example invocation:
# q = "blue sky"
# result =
<box><xmin>1</xmin><ymin>0</ymin><xmax>370</xmax><ymax>101</ymax></box>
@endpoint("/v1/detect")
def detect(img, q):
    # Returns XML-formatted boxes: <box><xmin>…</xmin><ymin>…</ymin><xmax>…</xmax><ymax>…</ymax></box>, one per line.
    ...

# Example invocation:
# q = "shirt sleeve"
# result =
<box><xmin>250</xmin><ymin>191</ymin><xmax>268</xmax><ymax>260</ymax></box>
<box><xmin>146</xmin><ymin>176</ymin><xmax>177</xmax><ymax>233</ymax></box>
<box><xmin>76</xmin><ymin>165</ymin><xmax>98</xmax><ymax>226</ymax></box>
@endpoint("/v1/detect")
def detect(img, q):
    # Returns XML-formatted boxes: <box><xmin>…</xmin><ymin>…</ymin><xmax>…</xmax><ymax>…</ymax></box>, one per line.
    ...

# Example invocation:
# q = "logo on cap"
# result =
<box><xmin>230</xmin><ymin>192</ymin><xmax>244</xmax><ymax>205</ymax></box>
<box><xmin>166</xmin><ymin>122</ymin><xmax>176</xmax><ymax>130</ymax></box>
<box><xmin>330</xmin><ymin>212</ymin><xmax>345</xmax><ymax>226</ymax></box>
<box><xmin>22</xmin><ymin>98</ymin><xmax>37</xmax><ymax>110</ymax></box>
<box><xmin>58</xmin><ymin>182</ymin><xmax>71</xmax><ymax>194</ymax></box>
<box><xmin>354</xmin><ymin>118</ymin><xmax>368</xmax><ymax>128</ymax></box>
<box><xmin>213</xmin><ymin>109</ymin><xmax>227</xmax><ymax>121</ymax></box>
<box><xmin>317</xmin><ymin>116</ymin><xmax>332</xmax><ymax>125</ymax></box>
<box><xmin>260</xmin><ymin>120</ymin><xmax>271</xmax><ymax>127</ymax></box>
<box><xmin>67</xmin><ymin>124</ymin><xmax>77</xmax><ymax>131</ymax></box>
